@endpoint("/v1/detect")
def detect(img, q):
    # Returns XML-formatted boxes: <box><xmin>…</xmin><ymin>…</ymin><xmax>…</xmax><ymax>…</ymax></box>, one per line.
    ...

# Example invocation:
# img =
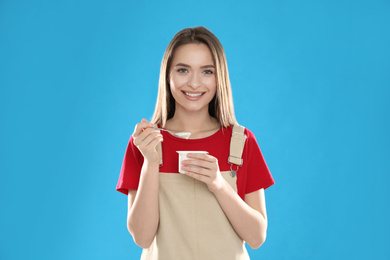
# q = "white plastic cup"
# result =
<box><xmin>176</xmin><ymin>151</ymin><xmax>209</xmax><ymax>174</ymax></box>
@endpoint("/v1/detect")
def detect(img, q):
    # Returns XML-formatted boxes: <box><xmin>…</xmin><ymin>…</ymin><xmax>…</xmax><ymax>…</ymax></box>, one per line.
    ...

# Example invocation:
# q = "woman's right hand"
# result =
<box><xmin>132</xmin><ymin>118</ymin><xmax>163</xmax><ymax>163</ymax></box>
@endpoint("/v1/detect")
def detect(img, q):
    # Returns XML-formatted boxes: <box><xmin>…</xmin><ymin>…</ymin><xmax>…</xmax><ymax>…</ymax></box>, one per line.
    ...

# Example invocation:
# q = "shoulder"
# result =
<box><xmin>229</xmin><ymin>124</ymin><xmax>257</xmax><ymax>141</ymax></box>
<box><xmin>244</xmin><ymin>127</ymin><xmax>257</xmax><ymax>141</ymax></box>
<box><xmin>222</xmin><ymin>124</ymin><xmax>258</xmax><ymax>141</ymax></box>
<box><xmin>240</xmin><ymin>126</ymin><xmax>261</xmax><ymax>150</ymax></box>
<box><xmin>220</xmin><ymin>125</ymin><xmax>260</xmax><ymax>145</ymax></box>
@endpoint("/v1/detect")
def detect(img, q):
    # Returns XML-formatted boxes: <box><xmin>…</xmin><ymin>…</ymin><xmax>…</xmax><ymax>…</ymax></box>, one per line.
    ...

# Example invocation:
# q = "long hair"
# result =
<box><xmin>151</xmin><ymin>26</ymin><xmax>237</xmax><ymax>128</ymax></box>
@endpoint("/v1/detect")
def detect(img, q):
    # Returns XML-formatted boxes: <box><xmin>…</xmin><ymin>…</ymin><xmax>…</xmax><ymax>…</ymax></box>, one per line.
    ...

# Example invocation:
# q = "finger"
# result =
<box><xmin>143</xmin><ymin>132</ymin><xmax>163</xmax><ymax>147</ymax></box>
<box><xmin>147</xmin><ymin>134</ymin><xmax>164</xmax><ymax>149</ymax></box>
<box><xmin>133</xmin><ymin>128</ymin><xmax>160</xmax><ymax>146</ymax></box>
<box><xmin>140</xmin><ymin>127</ymin><xmax>161</xmax><ymax>140</ymax></box>
<box><xmin>182</xmin><ymin>164</ymin><xmax>210</xmax><ymax>177</ymax></box>
<box><xmin>137</xmin><ymin>131</ymin><xmax>162</xmax><ymax>147</ymax></box>
<box><xmin>184</xmin><ymin>170</ymin><xmax>210</xmax><ymax>183</ymax></box>
<box><xmin>134</xmin><ymin>126</ymin><xmax>159</xmax><ymax>143</ymax></box>
<box><xmin>182</xmin><ymin>159</ymin><xmax>212</xmax><ymax>169</ymax></box>
<box><xmin>134</xmin><ymin>121</ymin><xmax>154</xmax><ymax>136</ymax></box>
<box><xmin>187</xmin><ymin>153</ymin><xmax>216</xmax><ymax>163</ymax></box>
<box><xmin>133</xmin><ymin>119</ymin><xmax>154</xmax><ymax>137</ymax></box>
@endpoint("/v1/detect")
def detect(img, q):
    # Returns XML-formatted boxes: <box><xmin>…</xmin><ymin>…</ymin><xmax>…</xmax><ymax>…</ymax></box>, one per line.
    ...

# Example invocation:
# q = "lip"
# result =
<box><xmin>181</xmin><ymin>90</ymin><xmax>206</xmax><ymax>101</ymax></box>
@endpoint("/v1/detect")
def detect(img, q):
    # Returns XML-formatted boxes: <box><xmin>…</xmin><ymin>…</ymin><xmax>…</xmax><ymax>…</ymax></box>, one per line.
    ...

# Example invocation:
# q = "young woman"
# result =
<box><xmin>116</xmin><ymin>26</ymin><xmax>274</xmax><ymax>260</ymax></box>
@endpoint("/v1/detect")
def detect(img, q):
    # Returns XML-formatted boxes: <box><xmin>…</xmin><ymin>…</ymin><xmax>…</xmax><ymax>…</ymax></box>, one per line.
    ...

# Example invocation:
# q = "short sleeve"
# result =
<box><xmin>116</xmin><ymin>135</ymin><xmax>144</xmax><ymax>195</ymax></box>
<box><xmin>244</xmin><ymin>129</ymin><xmax>275</xmax><ymax>194</ymax></box>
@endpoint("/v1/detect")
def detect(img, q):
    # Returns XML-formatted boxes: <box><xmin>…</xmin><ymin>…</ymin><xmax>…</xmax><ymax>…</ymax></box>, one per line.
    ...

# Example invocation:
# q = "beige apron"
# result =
<box><xmin>141</xmin><ymin>125</ymin><xmax>248</xmax><ymax>260</ymax></box>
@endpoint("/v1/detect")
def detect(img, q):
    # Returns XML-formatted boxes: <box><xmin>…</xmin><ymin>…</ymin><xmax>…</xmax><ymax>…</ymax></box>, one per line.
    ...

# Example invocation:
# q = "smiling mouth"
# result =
<box><xmin>183</xmin><ymin>91</ymin><xmax>205</xmax><ymax>97</ymax></box>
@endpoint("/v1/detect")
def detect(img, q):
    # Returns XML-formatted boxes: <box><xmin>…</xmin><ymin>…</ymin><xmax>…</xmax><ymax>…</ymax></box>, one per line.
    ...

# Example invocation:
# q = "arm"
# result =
<box><xmin>182</xmin><ymin>154</ymin><xmax>268</xmax><ymax>249</ymax></box>
<box><xmin>126</xmin><ymin>119</ymin><xmax>162</xmax><ymax>248</ymax></box>
<box><xmin>212</xmin><ymin>184</ymin><xmax>268</xmax><ymax>249</ymax></box>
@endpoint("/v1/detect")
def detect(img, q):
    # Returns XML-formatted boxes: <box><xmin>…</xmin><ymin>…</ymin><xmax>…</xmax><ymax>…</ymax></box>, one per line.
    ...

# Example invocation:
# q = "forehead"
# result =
<box><xmin>171</xmin><ymin>43</ymin><xmax>214</xmax><ymax>66</ymax></box>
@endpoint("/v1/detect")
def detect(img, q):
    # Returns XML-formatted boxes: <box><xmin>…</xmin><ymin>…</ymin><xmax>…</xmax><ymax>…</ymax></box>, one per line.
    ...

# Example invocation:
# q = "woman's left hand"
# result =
<box><xmin>181</xmin><ymin>153</ymin><xmax>226</xmax><ymax>193</ymax></box>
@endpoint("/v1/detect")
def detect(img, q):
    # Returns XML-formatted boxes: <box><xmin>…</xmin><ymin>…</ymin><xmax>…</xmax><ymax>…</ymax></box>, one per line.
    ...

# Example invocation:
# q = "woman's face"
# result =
<box><xmin>169</xmin><ymin>43</ymin><xmax>216</xmax><ymax>115</ymax></box>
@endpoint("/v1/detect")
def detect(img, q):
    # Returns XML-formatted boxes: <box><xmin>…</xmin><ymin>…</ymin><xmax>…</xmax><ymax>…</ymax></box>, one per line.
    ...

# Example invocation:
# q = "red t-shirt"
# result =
<box><xmin>116</xmin><ymin>126</ymin><xmax>274</xmax><ymax>200</ymax></box>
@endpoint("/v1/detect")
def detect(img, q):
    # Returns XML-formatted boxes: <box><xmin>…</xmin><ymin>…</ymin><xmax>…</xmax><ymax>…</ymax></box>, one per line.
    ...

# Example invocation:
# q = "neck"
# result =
<box><xmin>166</xmin><ymin>107</ymin><xmax>219</xmax><ymax>134</ymax></box>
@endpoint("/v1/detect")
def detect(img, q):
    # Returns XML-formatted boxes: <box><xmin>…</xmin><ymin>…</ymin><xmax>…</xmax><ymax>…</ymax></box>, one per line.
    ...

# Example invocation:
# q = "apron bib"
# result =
<box><xmin>141</xmin><ymin>125</ymin><xmax>248</xmax><ymax>260</ymax></box>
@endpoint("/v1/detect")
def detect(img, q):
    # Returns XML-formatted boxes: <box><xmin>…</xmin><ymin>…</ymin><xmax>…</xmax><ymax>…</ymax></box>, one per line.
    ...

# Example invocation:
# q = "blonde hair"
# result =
<box><xmin>151</xmin><ymin>26</ymin><xmax>237</xmax><ymax>128</ymax></box>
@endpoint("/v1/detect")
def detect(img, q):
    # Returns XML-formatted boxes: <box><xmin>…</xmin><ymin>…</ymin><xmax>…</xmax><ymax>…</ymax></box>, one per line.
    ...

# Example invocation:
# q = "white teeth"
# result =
<box><xmin>184</xmin><ymin>92</ymin><xmax>203</xmax><ymax>97</ymax></box>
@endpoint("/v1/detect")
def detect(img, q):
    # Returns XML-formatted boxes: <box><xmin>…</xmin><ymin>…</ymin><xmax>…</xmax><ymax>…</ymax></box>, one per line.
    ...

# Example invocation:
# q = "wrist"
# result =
<box><xmin>144</xmin><ymin>158</ymin><xmax>160</xmax><ymax>168</ymax></box>
<box><xmin>209</xmin><ymin>176</ymin><xmax>229</xmax><ymax>195</ymax></box>
<box><xmin>140</xmin><ymin>159</ymin><xmax>160</xmax><ymax>180</ymax></box>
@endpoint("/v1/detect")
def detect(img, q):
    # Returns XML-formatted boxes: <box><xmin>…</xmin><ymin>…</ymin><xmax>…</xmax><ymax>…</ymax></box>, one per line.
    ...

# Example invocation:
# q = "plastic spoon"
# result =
<box><xmin>153</xmin><ymin>127</ymin><xmax>191</xmax><ymax>139</ymax></box>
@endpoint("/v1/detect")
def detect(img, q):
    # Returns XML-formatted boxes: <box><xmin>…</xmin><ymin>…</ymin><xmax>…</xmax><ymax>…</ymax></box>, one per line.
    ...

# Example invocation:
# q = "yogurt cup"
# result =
<box><xmin>176</xmin><ymin>151</ymin><xmax>209</xmax><ymax>174</ymax></box>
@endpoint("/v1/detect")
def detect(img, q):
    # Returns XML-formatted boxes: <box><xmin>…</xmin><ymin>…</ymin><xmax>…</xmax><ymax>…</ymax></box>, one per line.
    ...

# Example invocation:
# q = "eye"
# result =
<box><xmin>203</xmin><ymin>70</ymin><xmax>214</xmax><ymax>75</ymax></box>
<box><xmin>177</xmin><ymin>68</ymin><xmax>188</xmax><ymax>73</ymax></box>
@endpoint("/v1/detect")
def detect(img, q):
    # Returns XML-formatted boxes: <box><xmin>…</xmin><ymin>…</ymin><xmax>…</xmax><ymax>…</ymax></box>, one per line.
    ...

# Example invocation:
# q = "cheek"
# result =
<box><xmin>170</xmin><ymin>75</ymin><xmax>186</xmax><ymax>89</ymax></box>
<box><xmin>203</xmin><ymin>77</ymin><xmax>217</xmax><ymax>90</ymax></box>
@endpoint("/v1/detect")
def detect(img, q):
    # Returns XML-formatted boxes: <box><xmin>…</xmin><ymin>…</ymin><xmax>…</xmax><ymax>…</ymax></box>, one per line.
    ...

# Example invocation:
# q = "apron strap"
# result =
<box><xmin>155</xmin><ymin>124</ymin><xmax>163</xmax><ymax>166</ymax></box>
<box><xmin>228</xmin><ymin>124</ymin><xmax>247</xmax><ymax>166</ymax></box>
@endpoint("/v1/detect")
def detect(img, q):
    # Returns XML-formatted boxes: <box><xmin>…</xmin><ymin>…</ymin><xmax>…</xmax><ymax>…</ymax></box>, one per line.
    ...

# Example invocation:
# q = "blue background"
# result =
<box><xmin>1</xmin><ymin>0</ymin><xmax>389</xmax><ymax>259</ymax></box>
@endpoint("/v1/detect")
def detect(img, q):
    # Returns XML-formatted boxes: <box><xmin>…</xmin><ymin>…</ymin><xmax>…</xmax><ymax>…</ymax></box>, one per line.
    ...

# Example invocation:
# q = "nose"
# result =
<box><xmin>187</xmin><ymin>73</ymin><xmax>201</xmax><ymax>89</ymax></box>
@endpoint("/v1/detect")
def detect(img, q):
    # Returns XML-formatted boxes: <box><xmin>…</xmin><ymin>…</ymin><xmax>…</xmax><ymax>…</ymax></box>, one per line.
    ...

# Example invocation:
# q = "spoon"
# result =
<box><xmin>153</xmin><ymin>127</ymin><xmax>191</xmax><ymax>139</ymax></box>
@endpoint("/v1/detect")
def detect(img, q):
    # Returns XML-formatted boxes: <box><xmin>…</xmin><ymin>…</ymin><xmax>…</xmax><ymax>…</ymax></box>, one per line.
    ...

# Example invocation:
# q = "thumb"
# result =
<box><xmin>141</xmin><ymin>118</ymin><xmax>148</xmax><ymax>123</ymax></box>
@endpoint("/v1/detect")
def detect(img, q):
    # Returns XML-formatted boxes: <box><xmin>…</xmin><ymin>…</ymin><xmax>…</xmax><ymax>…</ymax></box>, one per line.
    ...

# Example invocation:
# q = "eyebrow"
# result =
<box><xmin>174</xmin><ymin>63</ymin><xmax>215</xmax><ymax>69</ymax></box>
